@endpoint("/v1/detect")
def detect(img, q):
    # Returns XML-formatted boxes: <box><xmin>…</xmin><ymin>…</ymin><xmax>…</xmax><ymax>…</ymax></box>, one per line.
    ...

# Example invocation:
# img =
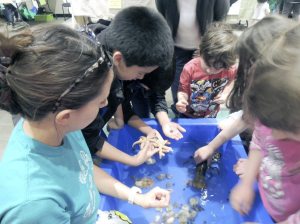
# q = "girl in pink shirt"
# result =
<box><xmin>230</xmin><ymin>21</ymin><xmax>300</xmax><ymax>223</ymax></box>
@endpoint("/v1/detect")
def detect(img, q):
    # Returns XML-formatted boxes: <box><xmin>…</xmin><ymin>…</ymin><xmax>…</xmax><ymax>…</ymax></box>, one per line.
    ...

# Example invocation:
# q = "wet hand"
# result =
<box><xmin>233</xmin><ymin>158</ymin><xmax>248</xmax><ymax>179</ymax></box>
<box><xmin>137</xmin><ymin>187</ymin><xmax>170</xmax><ymax>208</ymax></box>
<box><xmin>230</xmin><ymin>182</ymin><xmax>255</xmax><ymax>215</ymax></box>
<box><xmin>194</xmin><ymin>145</ymin><xmax>215</xmax><ymax>164</ymax></box>
<box><xmin>135</xmin><ymin>140</ymin><xmax>159</xmax><ymax>166</ymax></box>
<box><xmin>146</xmin><ymin>129</ymin><xmax>161</xmax><ymax>139</ymax></box>
<box><xmin>162</xmin><ymin>122</ymin><xmax>186</xmax><ymax>140</ymax></box>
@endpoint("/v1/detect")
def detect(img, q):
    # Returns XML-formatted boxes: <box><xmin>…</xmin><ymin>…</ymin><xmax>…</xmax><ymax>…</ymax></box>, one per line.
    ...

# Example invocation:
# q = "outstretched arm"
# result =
<box><xmin>96</xmin><ymin>140</ymin><xmax>158</xmax><ymax>167</ymax></box>
<box><xmin>93</xmin><ymin>165</ymin><xmax>170</xmax><ymax>208</ymax></box>
<box><xmin>230</xmin><ymin>137</ymin><xmax>263</xmax><ymax>215</ymax></box>
<box><xmin>194</xmin><ymin>114</ymin><xmax>248</xmax><ymax>164</ymax></box>
<box><xmin>156</xmin><ymin>111</ymin><xmax>186</xmax><ymax>140</ymax></box>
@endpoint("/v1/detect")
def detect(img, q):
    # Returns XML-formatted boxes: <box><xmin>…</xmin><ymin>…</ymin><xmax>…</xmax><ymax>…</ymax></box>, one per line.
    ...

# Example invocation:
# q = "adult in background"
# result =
<box><xmin>155</xmin><ymin>0</ymin><xmax>230</xmax><ymax>116</ymax></box>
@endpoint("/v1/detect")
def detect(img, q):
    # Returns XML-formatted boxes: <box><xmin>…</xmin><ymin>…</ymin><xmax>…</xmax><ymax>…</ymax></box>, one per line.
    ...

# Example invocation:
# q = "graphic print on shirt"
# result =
<box><xmin>78</xmin><ymin>150</ymin><xmax>97</xmax><ymax>218</ymax></box>
<box><xmin>189</xmin><ymin>78</ymin><xmax>228</xmax><ymax>117</ymax></box>
<box><xmin>260</xmin><ymin>140</ymin><xmax>285</xmax><ymax>200</ymax></box>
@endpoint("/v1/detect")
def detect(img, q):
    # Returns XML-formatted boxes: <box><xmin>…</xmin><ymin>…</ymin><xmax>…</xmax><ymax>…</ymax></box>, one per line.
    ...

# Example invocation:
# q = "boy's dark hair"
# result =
<box><xmin>0</xmin><ymin>24</ymin><xmax>110</xmax><ymax>121</ymax></box>
<box><xmin>200</xmin><ymin>22</ymin><xmax>237</xmax><ymax>70</ymax></box>
<box><xmin>105</xmin><ymin>6</ymin><xmax>173</xmax><ymax>68</ymax></box>
<box><xmin>226</xmin><ymin>16</ymin><xmax>294</xmax><ymax>112</ymax></box>
<box><xmin>244</xmin><ymin>23</ymin><xmax>300</xmax><ymax>132</ymax></box>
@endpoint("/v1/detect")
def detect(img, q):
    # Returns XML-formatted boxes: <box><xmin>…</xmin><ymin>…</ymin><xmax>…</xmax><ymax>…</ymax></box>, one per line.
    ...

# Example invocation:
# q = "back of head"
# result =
<box><xmin>227</xmin><ymin>15</ymin><xmax>294</xmax><ymax>112</ymax></box>
<box><xmin>200</xmin><ymin>22</ymin><xmax>238</xmax><ymax>70</ymax></box>
<box><xmin>0</xmin><ymin>24</ymin><xmax>110</xmax><ymax>121</ymax></box>
<box><xmin>244</xmin><ymin>23</ymin><xmax>300</xmax><ymax>132</ymax></box>
<box><xmin>105</xmin><ymin>6</ymin><xmax>173</xmax><ymax>68</ymax></box>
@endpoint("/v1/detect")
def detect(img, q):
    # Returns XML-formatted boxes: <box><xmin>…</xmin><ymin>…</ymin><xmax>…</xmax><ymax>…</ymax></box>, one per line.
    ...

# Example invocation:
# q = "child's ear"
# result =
<box><xmin>55</xmin><ymin>109</ymin><xmax>73</xmax><ymax>126</ymax></box>
<box><xmin>112</xmin><ymin>51</ymin><xmax>123</xmax><ymax>66</ymax></box>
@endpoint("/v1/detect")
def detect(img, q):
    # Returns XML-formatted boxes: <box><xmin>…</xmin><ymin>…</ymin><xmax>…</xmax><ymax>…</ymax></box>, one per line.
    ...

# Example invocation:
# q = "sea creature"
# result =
<box><xmin>152</xmin><ymin>202</ymin><xmax>201</xmax><ymax>224</ymax></box>
<box><xmin>208</xmin><ymin>152</ymin><xmax>221</xmax><ymax>175</ymax></box>
<box><xmin>189</xmin><ymin>197</ymin><xmax>204</xmax><ymax>212</ymax></box>
<box><xmin>188</xmin><ymin>162</ymin><xmax>207</xmax><ymax>190</ymax></box>
<box><xmin>211</xmin><ymin>152</ymin><xmax>221</xmax><ymax>162</ymax></box>
<box><xmin>156</xmin><ymin>173</ymin><xmax>167</xmax><ymax>180</ymax></box>
<box><xmin>134</xmin><ymin>177</ymin><xmax>154</xmax><ymax>188</ymax></box>
<box><xmin>132</xmin><ymin>133</ymin><xmax>172</xmax><ymax>159</ymax></box>
<box><xmin>189</xmin><ymin>197</ymin><xmax>199</xmax><ymax>207</ymax></box>
<box><xmin>165</xmin><ymin>182</ymin><xmax>174</xmax><ymax>188</ymax></box>
<box><xmin>96</xmin><ymin>210</ymin><xmax>132</xmax><ymax>224</ymax></box>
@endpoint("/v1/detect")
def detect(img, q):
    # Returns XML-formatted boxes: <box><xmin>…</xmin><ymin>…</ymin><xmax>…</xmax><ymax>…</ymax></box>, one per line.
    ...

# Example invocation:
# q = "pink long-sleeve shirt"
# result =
<box><xmin>250</xmin><ymin>123</ymin><xmax>300</xmax><ymax>223</ymax></box>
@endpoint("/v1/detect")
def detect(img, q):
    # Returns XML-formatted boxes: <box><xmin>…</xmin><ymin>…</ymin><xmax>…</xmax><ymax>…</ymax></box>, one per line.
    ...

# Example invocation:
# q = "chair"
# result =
<box><xmin>62</xmin><ymin>0</ymin><xmax>71</xmax><ymax>21</ymax></box>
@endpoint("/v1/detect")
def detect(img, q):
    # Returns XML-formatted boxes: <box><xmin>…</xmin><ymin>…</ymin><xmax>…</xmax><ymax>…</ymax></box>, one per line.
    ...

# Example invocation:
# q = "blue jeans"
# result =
<box><xmin>171</xmin><ymin>47</ymin><xmax>195</xmax><ymax>103</ymax></box>
<box><xmin>171</xmin><ymin>47</ymin><xmax>195</xmax><ymax>114</ymax></box>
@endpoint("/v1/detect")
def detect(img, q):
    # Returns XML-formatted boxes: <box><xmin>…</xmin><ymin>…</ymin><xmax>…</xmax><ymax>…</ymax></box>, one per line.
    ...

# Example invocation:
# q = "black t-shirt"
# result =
<box><xmin>82</xmin><ymin>28</ymin><xmax>174</xmax><ymax>155</ymax></box>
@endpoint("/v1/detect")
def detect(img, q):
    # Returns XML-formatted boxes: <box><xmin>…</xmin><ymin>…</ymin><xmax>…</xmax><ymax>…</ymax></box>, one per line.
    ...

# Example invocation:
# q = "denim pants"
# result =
<box><xmin>171</xmin><ymin>47</ymin><xmax>195</xmax><ymax>105</ymax></box>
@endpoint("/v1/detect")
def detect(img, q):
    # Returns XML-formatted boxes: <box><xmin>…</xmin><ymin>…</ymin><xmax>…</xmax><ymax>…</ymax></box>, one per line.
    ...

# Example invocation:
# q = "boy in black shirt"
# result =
<box><xmin>83</xmin><ymin>7</ymin><xmax>185</xmax><ymax>165</ymax></box>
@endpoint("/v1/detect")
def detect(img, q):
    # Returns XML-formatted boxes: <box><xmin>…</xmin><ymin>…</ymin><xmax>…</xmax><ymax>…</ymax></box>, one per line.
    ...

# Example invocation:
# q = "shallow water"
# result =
<box><xmin>124</xmin><ymin>142</ymin><xmax>234</xmax><ymax>223</ymax></box>
<box><xmin>100</xmin><ymin>120</ymin><xmax>273</xmax><ymax>224</ymax></box>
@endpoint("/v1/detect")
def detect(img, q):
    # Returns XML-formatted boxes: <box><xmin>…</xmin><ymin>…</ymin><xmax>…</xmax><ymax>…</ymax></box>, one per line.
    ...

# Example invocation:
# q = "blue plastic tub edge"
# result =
<box><xmin>99</xmin><ymin>118</ymin><xmax>274</xmax><ymax>224</ymax></box>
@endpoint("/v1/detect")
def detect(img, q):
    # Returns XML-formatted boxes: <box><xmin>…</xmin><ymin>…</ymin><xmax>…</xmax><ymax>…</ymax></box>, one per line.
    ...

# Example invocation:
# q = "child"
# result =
<box><xmin>176</xmin><ymin>23</ymin><xmax>237</xmax><ymax>118</ymax></box>
<box><xmin>155</xmin><ymin>0</ymin><xmax>230</xmax><ymax>111</ymax></box>
<box><xmin>230</xmin><ymin>21</ymin><xmax>300</xmax><ymax>223</ymax></box>
<box><xmin>83</xmin><ymin>7</ymin><xmax>185</xmax><ymax>164</ymax></box>
<box><xmin>194</xmin><ymin>16</ymin><xmax>295</xmax><ymax>165</ymax></box>
<box><xmin>252</xmin><ymin>0</ymin><xmax>271</xmax><ymax>24</ymax></box>
<box><xmin>0</xmin><ymin>24</ymin><xmax>170</xmax><ymax>223</ymax></box>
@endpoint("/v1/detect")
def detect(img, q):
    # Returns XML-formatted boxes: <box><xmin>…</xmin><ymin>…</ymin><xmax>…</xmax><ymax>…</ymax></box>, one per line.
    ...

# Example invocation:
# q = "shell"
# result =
<box><xmin>134</xmin><ymin>177</ymin><xmax>154</xmax><ymax>188</ymax></box>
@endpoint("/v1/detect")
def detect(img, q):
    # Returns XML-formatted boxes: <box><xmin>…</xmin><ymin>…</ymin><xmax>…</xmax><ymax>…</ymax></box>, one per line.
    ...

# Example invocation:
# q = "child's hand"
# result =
<box><xmin>135</xmin><ymin>187</ymin><xmax>170</xmax><ymax>208</ymax></box>
<box><xmin>146</xmin><ymin>129</ymin><xmax>161</xmax><ymax>139</ymax></box>
<box><xmin>230</xmin><ymin>182</ymin><xmax>255</xmax><ymax>215</ymax></box>
<box><xmin>194</xmin><ymin>145</ymin><xmax>215</xmax><ymax>164</ymax></box>
<box><xmin>134</xmin><ymin>140</ymin><xmax>159</xmax><ymax>166</ymax></box>
<box><xmin>146</xmin><ymin>129</ymin><xmax>172</xmax><ymax>153</ymax></box>
<box><xmin>233</xmin><ymin>158</ymin><xmax>248</xmax><ymax>178</ymax></box>
<box><xmin>176</xmin><ymin>99</ymin><xmax>188</xmax><ymax>113</ymax></box>
<box><xmin>212</xmin><ymin>95</ymin><xmax>226</xmax><ymax>105</ymax></box>
<box><xmin>162</xmin><ymin>122</ymin><xmax>186</xmax><ymax>140</ymax></box>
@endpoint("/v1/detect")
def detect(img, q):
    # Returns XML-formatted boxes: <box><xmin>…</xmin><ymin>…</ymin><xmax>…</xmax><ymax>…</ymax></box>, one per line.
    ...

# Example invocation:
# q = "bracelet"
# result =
<box><xmin>128</xmin><ymin>186</ymin><xmax>142</xmax><ymax>204</ymax></box>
